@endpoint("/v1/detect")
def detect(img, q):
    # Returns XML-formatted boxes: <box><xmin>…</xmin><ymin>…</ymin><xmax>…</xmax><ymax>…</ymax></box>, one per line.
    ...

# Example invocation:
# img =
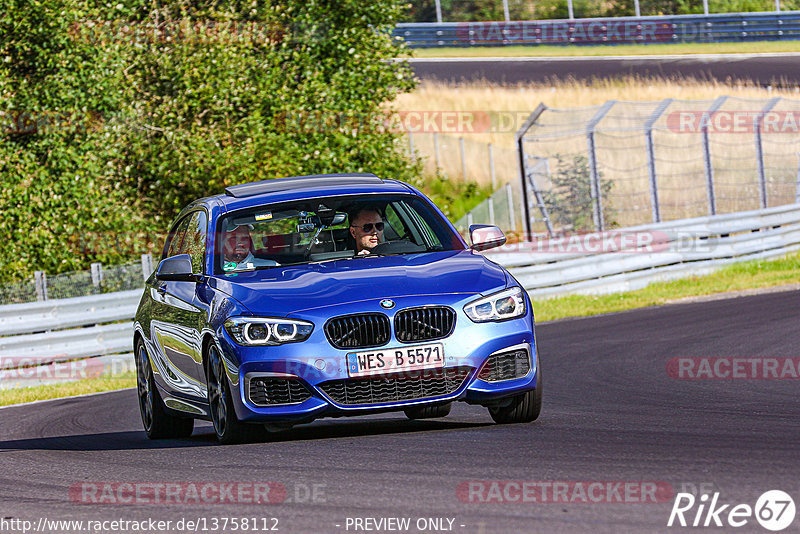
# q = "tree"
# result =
<box><xmin>0</xmin><ymin>0</ymin><xmax>418</xmax><ymax>279</ymax></box>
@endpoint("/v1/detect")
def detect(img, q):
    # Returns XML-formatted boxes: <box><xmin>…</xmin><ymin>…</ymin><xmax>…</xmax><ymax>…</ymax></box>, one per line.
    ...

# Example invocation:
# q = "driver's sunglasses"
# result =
<box><xmin>352</xmin><ymin>222</ymin><xmax>385</xmax><ymax>233</ymax></box>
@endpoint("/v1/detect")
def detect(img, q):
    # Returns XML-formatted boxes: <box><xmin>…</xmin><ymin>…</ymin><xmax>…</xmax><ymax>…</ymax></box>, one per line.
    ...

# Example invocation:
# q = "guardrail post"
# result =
<box><xmin>434</xmin><ymin>0</ymin><xmax>442</xmax><ymax>23</ymax></box>
<box><xmin>755</xmin><ymin>97</ymin><xmax>781</xmax><ymax>209</ymax></box>
<box><xmin>90</xmin><ymin>263</ymin><xmax>103</xmax><ymax>289</ymax></box>
<box><xmin>459</xmin><ymin>137</ymin><xmax>467</xmax><ymax>182</ymax></box>
<box><xmin>506</xmin><ymin>183</ymin><xmax>517</xmax><ymax>232</ymax></box>
<box><xmin>34</xmin><ymin>271</ymin><xmax>48</xmax><ymax>301</ymax></box>
<box><xmin>467</xmin><ymin>211</ymin><xmax>473</xmax><ymax>228</ymax></box>
<box><xmin>141</xmin><ymin>254</ymin><xmax>154</xmax><ymax>280</ymax></box>
<box><xmin>644</xmin><ymin>98</ymin><xmax>674</xmax><ymax>223</ymax></box>
<box><xmin>702</xmin><ymin>96</ymin><xmax>728</xmax><ymax>216</ymax></box>
<box><xmin>488</xmin><ymin>143</ymin><xmax>496</xmax><ymax>190</ymax></box>
<box><xmin>586</xmin><ymin>100</ymin><xmax>617</xmax><ymax>231</ymax></box>
<box><xmin>407</xmin><ymin>129</ymin><xmax>415</xmax><ymax>158</ymax></box>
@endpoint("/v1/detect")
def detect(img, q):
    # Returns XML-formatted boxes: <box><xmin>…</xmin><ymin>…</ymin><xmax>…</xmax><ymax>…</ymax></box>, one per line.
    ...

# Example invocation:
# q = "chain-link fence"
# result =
<box><xmin>517</xmin><ymin>97</ymin><xmax>800</xmax><ymax>236</ymax></box>
<box><xmin>0</xmin><ymin>255</ymin><xmax>153</xmax><ymax>306</ymax></box>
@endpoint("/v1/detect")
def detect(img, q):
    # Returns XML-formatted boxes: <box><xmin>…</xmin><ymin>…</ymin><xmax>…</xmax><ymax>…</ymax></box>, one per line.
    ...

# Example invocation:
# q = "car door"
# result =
<box><xmin>148</xmin><ymin>210</ymin><xmax>209</xmax><ymax>399</ymax></box>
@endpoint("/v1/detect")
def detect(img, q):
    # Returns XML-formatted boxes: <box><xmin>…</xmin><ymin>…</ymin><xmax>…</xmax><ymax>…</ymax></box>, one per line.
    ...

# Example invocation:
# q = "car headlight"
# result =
<box><xmin>224</xmin><ymin>317</ymin><xmax>314</xmax><ymax>346</ymax></box>
<box><xmin>464</xmin><ymin>287</ymin><xmax>526</xmax><ymax>323</ymax></box>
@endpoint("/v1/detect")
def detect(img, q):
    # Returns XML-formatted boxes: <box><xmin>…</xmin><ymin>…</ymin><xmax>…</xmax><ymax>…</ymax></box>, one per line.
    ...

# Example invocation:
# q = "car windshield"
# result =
<box><xmin>215</xmin><ymin>194</ymin><xmax>464</xmax><ymax>274</ymax></box>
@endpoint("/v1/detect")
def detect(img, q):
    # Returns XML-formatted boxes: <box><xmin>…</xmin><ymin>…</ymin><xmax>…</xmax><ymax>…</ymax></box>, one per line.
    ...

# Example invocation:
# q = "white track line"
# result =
<box><xmin>405</xmin><ymin>52</ymin><xmax>800</xmax><ymax>62</ymax></box>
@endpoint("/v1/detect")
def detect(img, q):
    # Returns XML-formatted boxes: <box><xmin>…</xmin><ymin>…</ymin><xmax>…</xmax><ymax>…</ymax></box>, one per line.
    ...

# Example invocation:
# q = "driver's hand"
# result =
<box><xmin>358</xmin><ymin>249</ymin><xmax>370</xmax><ymax>256</ymax></box>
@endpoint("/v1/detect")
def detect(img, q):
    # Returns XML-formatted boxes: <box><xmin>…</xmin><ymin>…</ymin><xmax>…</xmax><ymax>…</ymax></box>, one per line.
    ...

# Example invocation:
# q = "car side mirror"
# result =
<box><xmin>156</xmin><ymin>254</ymin><xmax>201</xmax><ymax>282</ymax></box>
<box><xmin>469</xmin><ymin>225</ymin><xmax>506</xmax><ymax>252</ymax></box>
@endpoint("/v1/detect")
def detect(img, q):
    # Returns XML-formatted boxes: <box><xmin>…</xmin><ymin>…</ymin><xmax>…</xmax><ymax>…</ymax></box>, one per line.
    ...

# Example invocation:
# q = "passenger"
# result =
<box><xmin>349</xmin><ymin>208</ymin><xmax>385</xmax><ymax>255</ymax></box>
<box><xmin>222</xmin><ymin>225</ymin><xmax>277</xmax><ymax>271</ymax></box>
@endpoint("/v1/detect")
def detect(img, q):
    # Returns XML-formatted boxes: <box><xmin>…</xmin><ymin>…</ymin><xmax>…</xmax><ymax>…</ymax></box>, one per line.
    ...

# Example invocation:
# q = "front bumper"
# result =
<box><xmin>216</xmin><ymin>295</ymin><xmax>539</xmax><ymax>423</ymax></box>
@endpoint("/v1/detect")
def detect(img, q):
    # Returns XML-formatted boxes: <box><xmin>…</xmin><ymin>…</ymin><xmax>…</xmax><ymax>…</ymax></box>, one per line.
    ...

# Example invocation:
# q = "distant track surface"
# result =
<box><xmin>409</xmin><ymin>53</ymin><xmax>800</xmax><ymax>85</ymax></box>
<box><xmin>1</xmin><ymin>290</ymin><xmax>799</xmax><ymax>533</ymax></box>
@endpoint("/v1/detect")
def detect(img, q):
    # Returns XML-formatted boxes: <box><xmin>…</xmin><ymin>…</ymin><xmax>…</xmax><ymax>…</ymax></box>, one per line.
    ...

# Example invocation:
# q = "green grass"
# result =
<box><xmin>3</xmin><ymin>252</ymin><xmax>800</xmax><ymax>407</ymax></box>
<box><xmin>532</xmin><ymin>251</ymin><xmax>800</xmax><ymax>322</ymax></box>
<box><xmin>409</xmin><ymin>40</ymin><xmax>800</xmax><ymax>58</ymax></box>
<box><xmin>0</xmin><ymin>373</ymin><xmax>136</xmax><ymax>407</ymax></box>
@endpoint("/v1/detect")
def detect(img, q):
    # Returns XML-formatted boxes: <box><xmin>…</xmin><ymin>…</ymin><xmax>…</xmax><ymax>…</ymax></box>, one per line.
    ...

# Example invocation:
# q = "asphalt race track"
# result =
<box><xmin>1</xmin><ymin>290</ymin><xmax>799</xmax><ymax>533</ymax></box>
<box><xmin>410</xmin><ymin>53</ymin><xmax>800</xmax><ymax>86</ymax></box>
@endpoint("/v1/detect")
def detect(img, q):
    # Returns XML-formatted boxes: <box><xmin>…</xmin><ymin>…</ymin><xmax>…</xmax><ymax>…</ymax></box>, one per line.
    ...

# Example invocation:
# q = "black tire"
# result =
<box><xmin>135</xmin><ymin>339</ymin><xmax>194</xmax><ymax>439</ymax></box>
<box><xmin>488</xmin><ymin>367</ymin><xmax>542</xmax><ymax>424</ymax></box>
<box><xmin>404</xmin><ymin>402</ymin><xmax>452</xmax><ymax>420</ymax></box>
<box><xmin>207</xmin><ymin>345</ymin><xmax>262</xmax><ymax>444</ymax></box>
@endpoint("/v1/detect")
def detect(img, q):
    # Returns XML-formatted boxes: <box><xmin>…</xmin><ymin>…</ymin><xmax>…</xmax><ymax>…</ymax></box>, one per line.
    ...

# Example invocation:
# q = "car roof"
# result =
<box><xmin>194</xmin><ymin>173</ymin><xmax>418</xmax><ymax>214</ymax></box>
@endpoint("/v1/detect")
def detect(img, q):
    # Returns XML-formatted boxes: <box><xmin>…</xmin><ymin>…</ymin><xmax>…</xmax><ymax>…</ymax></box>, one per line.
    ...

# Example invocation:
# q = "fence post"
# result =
<box><xmin>34</xmin><ymin>271</ymin><xmax>48</xmax><ymax>301</ymax></box>
<box><xmin>796</xmin><ymin>153</ymin><xmax>800</xmax><ymax>203</ymax></box>
<box><xmin>755</xmin><ymin>97</ymin><xmax>781</xmax><ymax>209</ymax></box>
<box><xmin>141</xmin><ymin>253</ymin><xmax>154</xmax><ymax>281</ymax></box>
<box><xmin>433</xmin><ymin>132</ymin><xmax>441</xmax><ymax>172</ymax></box>
<box><xmin>515</xmin><ymin>103</ymin><xmax>550</xmax><ymax>237</ymax></box>
<box><xmin>506</xmin><ymin>183</ymin><xmax>517</xmax><ymax>232</ymax></box>
<box><xmin>644</xmin><ymin>98</ymin><xmax>673</xmax><ymax>223</ymax></box>
<box><xmin>467</xmin><ymin>211</ymin><xmax>473</xmax><ymax>229</ymax></box>
<box><xmin>502</xmin><ymin>0</ymin><xmax>510</xmax><ymax>21</ymax></box>
<box><xmin>459</xmin><ymin>137</ymin><xmax>467</xmax><ymax>182</ymax></box>
<box><xmin>90</xmin><ymin>262</ymin><xmax>103</xmax><ymax>289</ymax></box>
<box><xmin>434</xmin><ymin>0</ymin><xmax>442</xmax><ymax>23</ymax></box>
<box><xmin>586</xmin><ymin>100</ymin><xmax>617</xmax><ymax>232</ymax></box>
<box><xmin>702</xmin><ymin>96</ymin><xmax>728</xmax><ymax>216</ymax></box>
<box><xmin>488</xmin><ymin>190</ymin><xmax>496</xmax><ymax>227</ymax></box>
<box><xmin>488</xmin><ymin>143</ymin><xmax>496</xmax><ymax>190</ymax></box>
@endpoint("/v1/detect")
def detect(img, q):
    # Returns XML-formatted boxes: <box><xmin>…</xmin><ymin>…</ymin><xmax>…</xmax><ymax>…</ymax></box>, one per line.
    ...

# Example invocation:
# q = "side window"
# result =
<box><xmin>181</xmin><ymin>211</ymin><xmax>208</xmax><ymax>274</ymax></box>
<box><xmin>164</xmin><ymin>216</ymin><xmax>191</xmax><ymax>260</ymax></box>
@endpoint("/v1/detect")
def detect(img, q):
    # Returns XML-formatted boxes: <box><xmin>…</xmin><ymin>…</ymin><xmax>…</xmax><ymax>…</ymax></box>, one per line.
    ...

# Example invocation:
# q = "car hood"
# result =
<box><xmin>210</xmin><ymin>250</ymin><xmax>507</xmax><ymax>316</ymax></box>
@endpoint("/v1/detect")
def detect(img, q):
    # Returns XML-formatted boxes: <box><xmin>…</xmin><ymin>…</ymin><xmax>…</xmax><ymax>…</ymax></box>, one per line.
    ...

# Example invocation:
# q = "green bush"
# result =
<box><xmin>542</xmin><ymin>154</ymin><xmax>616</xmax><ymax>233</ymax></box>
<box><xmin>0</xmin><ymin>0</ymin><xmax>420</xmax><ymax>282</ymax></box>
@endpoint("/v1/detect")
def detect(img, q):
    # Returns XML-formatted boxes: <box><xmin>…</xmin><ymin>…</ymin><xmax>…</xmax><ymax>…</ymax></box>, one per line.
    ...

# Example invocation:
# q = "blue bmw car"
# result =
<box><xmin>134</xmin><ymin>173</ymin><xmax>541</xmax><ymax>443</ymax></box>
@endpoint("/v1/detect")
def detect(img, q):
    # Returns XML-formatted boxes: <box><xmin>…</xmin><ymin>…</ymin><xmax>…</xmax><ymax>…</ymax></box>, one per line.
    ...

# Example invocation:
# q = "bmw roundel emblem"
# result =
<box><xmin>380</xmin><ymin>299</ymin><xmax>395</xmax><ymax>309</ymax></box>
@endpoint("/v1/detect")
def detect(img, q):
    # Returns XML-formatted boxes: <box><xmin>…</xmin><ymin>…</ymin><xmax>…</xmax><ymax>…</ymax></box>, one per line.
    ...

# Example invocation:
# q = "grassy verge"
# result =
<box><xmin>409</xmin><ymin>41</ymin><xmax>800</xmax><ymax>58</ymax></box>
<box><xmin>532</xmin><ymin>251</ymin><xmax>800</xmax><ymax>322</ymax></box>
<box><xmin>0</xmin><ymin>373</ymin><xmax>136</xmax><ymax>407</ymax></box>
<box><xmin>3</xmin><ymin>252</ymin><xmax>800</xmax><ymax>407</ymax></box>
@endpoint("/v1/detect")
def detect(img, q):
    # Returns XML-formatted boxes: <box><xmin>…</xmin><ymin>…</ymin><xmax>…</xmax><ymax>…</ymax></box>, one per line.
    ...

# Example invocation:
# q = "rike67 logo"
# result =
<box><xmin>668</xmin><ymin>490</ymin><xmax>796</xmax><ymax>531</ymax></box>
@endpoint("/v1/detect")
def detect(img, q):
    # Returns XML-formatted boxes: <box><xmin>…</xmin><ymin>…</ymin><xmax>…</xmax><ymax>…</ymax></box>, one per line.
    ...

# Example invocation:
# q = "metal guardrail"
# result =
<box><xmin>0</xmin><ymin>203</ymin><xmax>798</xmax><ymax>388</ymax></box>
<box><xmin>485</xmin><ymin>203</ymin><xmax>800</xmax><ymax>297</ymax></box>
<box><xmin>395</xmin><ymin>11</ymin><xmax>800</xmax><ymax>47</ymax></box>
<box><xmin>0</xmin><ymin>289</ymin><xmax>142</xmax><ymax>337</ymax></box>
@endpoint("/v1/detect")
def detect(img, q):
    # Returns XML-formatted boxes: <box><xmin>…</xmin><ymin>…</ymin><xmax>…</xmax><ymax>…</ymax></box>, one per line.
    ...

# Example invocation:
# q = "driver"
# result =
<box><xmin>349</xmin><ymin>207</ymin><xmax>384</xmax><ymax>255</ymax></box>
<box><xmin>222</xmin><ymin>224</ymin><xmax>277</xmax><ymax>271</ymax></box>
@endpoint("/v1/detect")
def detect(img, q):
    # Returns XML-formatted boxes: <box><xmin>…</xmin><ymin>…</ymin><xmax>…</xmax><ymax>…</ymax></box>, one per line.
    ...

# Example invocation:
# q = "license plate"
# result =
<box><xmin>346</xmin><ymin>343</ymin><xmax>445</xmax><ymax>378</ymax></box>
